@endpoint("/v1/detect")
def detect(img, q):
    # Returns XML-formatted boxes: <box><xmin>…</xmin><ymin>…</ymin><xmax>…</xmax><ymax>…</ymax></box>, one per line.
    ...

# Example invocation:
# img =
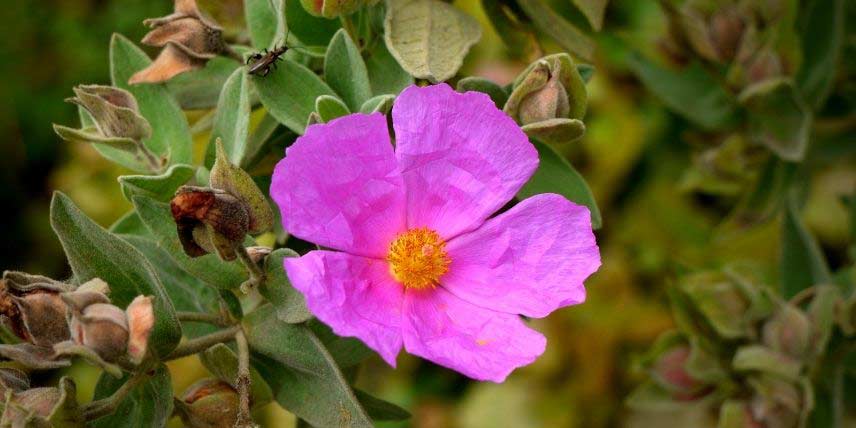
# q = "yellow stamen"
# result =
<box><xmin>387</xmin><ymin>227</ymin><xmax>451</xmax><ymax>290</ymax></box>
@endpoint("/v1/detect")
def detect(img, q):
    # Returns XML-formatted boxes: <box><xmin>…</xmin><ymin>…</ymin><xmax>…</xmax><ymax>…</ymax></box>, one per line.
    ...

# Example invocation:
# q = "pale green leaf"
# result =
<box><xmin>251</xmin><ymin>58</ymin><xmax>337</xmax><ymax>134</ymax></box>
<box><xmin>325</xmin><ymin>29</ymin><xmax>372</xmax><ymax>111</ymax></box>
<box><xmin>517</xmin><ymin>0</ymin><xmax>594</xmax><ymax>61</ymax></box>
<box><xmin>315</xmin><ymin>95</ymin><xmax>351</xmax><ymax>122</ymax></box>
<box><xmin>119</xmin><ymin>164</ymin><xmax>195</xmax><ymax>203</ymax></box>
<box><xmin>207</xmin><ymin>68</ymin><xmax>252</xmax><ymax>167</ymax></box>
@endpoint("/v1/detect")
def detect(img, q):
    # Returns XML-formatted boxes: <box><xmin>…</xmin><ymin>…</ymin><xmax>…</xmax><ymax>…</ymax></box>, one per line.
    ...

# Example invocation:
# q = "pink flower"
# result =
<box><xmin>271</xmin><ymin>84</ymin><xmax>600</xmax><ymax>382</ymax></box>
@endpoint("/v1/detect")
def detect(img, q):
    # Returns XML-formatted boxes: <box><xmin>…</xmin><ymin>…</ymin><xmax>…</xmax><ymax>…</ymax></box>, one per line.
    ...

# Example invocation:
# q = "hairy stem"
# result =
<box><xmin>234</xmin><ymin>330</ymin><xmax>254</xmax><ymax>428</ymax></box>
<box><xmin>177</xmin><ymin>311</ymin><xmax>230</xmax><ymax>326</ymax></box>
<box><xmin>82</xmin><ymin>370</ymin><xmax>148</xmax><ymax>420</ymax></box>
<box><xmin>235</xmin><ymin>245</ymin><xmax>266</xmax><ymax>294</ymax></box>
<box><xmin>165</xmin><ymin>325</ymin><xmax>242</xmax><ymax>361</ymax></box>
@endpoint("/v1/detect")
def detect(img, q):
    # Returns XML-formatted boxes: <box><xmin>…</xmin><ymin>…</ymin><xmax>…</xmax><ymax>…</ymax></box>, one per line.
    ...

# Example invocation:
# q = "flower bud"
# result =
<box><xmin>761</xmin><ymin>304</ymin><xmax>812</xmax><ymax>362</ymax></box>
<box><xmin>0</xmin><ymin>369</ymin><xmax>29</xmax><ymax>395</ymax></box>
<box><xmin>175</xmin><ymin>378</ymin><xmax>240</xmax><ymax>428</ymax></box>
<box><xmin>70</xmin><ymin>303</ymin><xmax>129</xmax><ymax>363</ymax></box>
<box><xmin>504</xmin><ymin>54</ymin><xmax>588</xmax><ymax>144</ymax></box>
<box><xmin>130</xmin><ymin>0</ymin><xmax>226</xmax><ymax>84</ymax></box>
<box><xmin>126</xmin><ymin>296</ymin><xmax>155</xmax><ymax>365</ymax></box>
<box><xmin>210</xmin><ymin>139</ymin><xmax>274</xmax><ymax>235</ymax></box>
<box><xmin>650</xmin><ymin>345</ymin><xmax>711</xmax><ymax>401</ymax></box>
<box><xmin>681</xmin><ymin>271</ymin><xmax>752</xmax><ymax>339</ymax></box>
<box><xmin>0</xmin><ymin>377</ymin><xmax>82</xmax><ymax>427</ymax></box>
<box><xmin>0</xmin><ymin>272</ymin><xmax>72</xmax><ymax>347</ymax></box>
<box><xmin>171</xmin><ymin>186</ymin><xmax>250</xmax><ymax>261</ymax></box>
<box><xmin>65</xmin><ymin>85</ymin><xmax>152</xmax><ymax>142</ymax></box>
<box><xmin>748</xmin><ymin>376</ymin><xmax>805</xmax><ymax>428</ymax></box>
<box><xmin>300</xmin><ymin>0</ymin><xmax>380</xmax><ymax>18</ymax></box>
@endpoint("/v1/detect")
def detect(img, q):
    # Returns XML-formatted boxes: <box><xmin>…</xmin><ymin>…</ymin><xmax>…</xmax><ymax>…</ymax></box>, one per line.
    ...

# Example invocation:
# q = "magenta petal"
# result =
<box><xmin>392</xmin><ymin>84</ymin><xmax>538</xmax><ymax>239</ymax></box>
<box><xmin>271</xmin><ymin>113</ymin><xmax>406</xmax><ymax>257</ymax></box>
<box><xmin>285</xmin><ymin>251</ymin><xmax>403</xmax><ymax>366</ymax></box>
<box><xmin>402</xmin><ymin>287</ymin><xmax>546</xmax><ymax>382</ymax></box>
<box><xmin>443</xmin><ymin>193</ymin><xmax>600</xmax><ymax>318</ymax></box>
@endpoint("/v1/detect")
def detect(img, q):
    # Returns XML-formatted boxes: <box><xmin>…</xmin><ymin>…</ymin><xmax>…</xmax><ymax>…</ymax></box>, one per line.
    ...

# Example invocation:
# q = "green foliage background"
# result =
<box><xmin>0</xmin><ymin>0</ymin><xmax>853</xmax><ymax>427</ymax></box>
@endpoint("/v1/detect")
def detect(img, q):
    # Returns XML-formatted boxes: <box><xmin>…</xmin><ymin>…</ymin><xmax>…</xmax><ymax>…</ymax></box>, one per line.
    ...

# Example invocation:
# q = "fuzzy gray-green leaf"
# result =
<box><xmin>207</xmin><ymin>68</ymin><xmax>251</xmax><ymax>167</ymax></box>
<box><xmin>359</xmin><ymin>94</ymin><xmax>395</xmax><ymax>114</ymax></box>
<box><xmin>315</xmin><ymin>95</ymin><xmax>351</xmax><ymax>122</ymax></box>
<box><xmin>384</xmin><ymin>0</ymin><xmax>482</xmax><ymax>82</ymax></box>
<box><xmin>200</xmin><ymin>343</ymin><xmax>274</xmax><ymax>408</ymax></box>
<box><xmin>456</xmin><ymin>77</ymin><xmax>508</xmax><ymax>108</ymax></box>
<box><xmin>325</xmin><ymin>29</ymin><xmax>372</xmax><ymax>111</ymax></box>
<box><xmin>90</xmin><ymin>365</ymin><xmax>172</xmax><ymax>428</ymax></box>
<box><xmin>260</xmin><ymin>249</ymin><xmax>312</xmax><ymax>324</ymax></box>
<box><xmin>119</xmin><ymin>164</ymin><xmax>195</xmax><ymax>203</ymax></box>
<box><xmin>516</xmin><ymin>0</ymin><xmax>594</xmax><ymax>60</ymax></box>
<box><xmin>251</xmin><ymin>58</ymin><xmax>337</xmax><ymax>134</ymax></box>
<box><xmin>739</xmin><ymin>78</ymin><xmax>812</xmax><ymax>162</ymax></box>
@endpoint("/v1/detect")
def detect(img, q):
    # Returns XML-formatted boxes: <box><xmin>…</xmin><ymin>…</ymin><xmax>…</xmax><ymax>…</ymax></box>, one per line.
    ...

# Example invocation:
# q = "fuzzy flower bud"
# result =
<box><xmin>650</xmin><ymin>345</ymin><xmax>710</xmax><ymax>401</ymax></box>
<box><xmin>130</xmin><ymin>0</ymin><xmax>227</xmax><ymax>84</ymax></box>
<box><xmin>209</xmin><ymin>139</ymin><xmax>274</xmax><ymax>236</ymax></box>
<box><xmin>0</xmin><ymin>377</ymin><xmax>82</xmax><ymax>427</ymax></box>
<box><xmin>175</xmin><ymin>378</ymin><xmax>240</xmax><ymax>428</ymax></box>
<box><xmin>170</xmin><ymin>186</ymin><xmax>250</xmax><ymax>261</ymax></box>
<box><xmin>300</xmin><ymin>0</ymin><xmax>380</xmax><ymax>19</ymax></box>
<box><xmin>504</xmin><ymin>54</ymin><xmax>588</xmax><ymax>144</ymax></box>
<box><xmin>748</xmin><ymin>376</ymin><xmax>805</xmax><ymax>428</ymax></box>
<box><xmin>761</xmin><ymin>304</ymin><xmax>813</xmax><ymax>362</ymax></box>
<box><xmin>126</xmin><ymin>296</ymin><xmax>155</xmax><ymax>365</ymax></box>
<box><xmin>70</xmin><ymin>303</ymin><xmax>129</xmax><ymax>363</ymax></box>
<box><xmin>0</xmin><ymin>272</ymin><xmax>72</xmax><ymax>347</ymax></box>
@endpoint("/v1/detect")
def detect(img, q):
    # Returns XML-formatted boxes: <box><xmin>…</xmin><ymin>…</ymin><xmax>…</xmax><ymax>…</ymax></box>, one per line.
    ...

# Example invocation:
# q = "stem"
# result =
<box><xmin>234</xmin><ymin>330</ymin><xmax>254</xmax><ymax>428</ymax></box>
<box><xmin>165</xmin><ymin>325</ymin><xmax>242</xmax><ymax>361</ymax></box>
<box><xmin>235</xmin><ymin>245</ymin><xmax>266</xmax><ymax>294</ymax></box>
<box><xmin>222</xmin><ymin>44</ymin><xmax>244</xmax><ymax>63</ymax></box>
<box><xmin>340</xmin><ymin>14</ymin><xmax>358</xmax><ymax>44</ymax></box>
<box><xmin>83</xmin><ymin>371</ymin><xmax>148</xmax><ymax>421</ymax></box>
<box><xmin>177</xmin><ymin>311</ymin><xmax>230</xmax><ymax>326</ymax></box>
<box><xmin>137</xmin><ymin>143</ymin><xmax>163</xmax><ymax>174</ymax></box>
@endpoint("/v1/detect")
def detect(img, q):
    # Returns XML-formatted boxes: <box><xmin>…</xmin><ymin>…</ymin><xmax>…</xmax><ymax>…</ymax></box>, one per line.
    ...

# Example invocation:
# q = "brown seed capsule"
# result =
<box><xmin>130</xmin><ymin>0</ymin><xmax>226</xmax><ymax>84</ymax></box>
<box><xmin>176</xmin><ymin>378</ymin><xmax>240</xmax><ymax>428</ymax></box>
<box><xmin>71</xmin><ymin>303</ymin><xmax>129</xmax><ymax>363</ymax></box>
<box><xmin>171</xmin><ymin>186</ymin><xmax>250</xmax><ymax>260</ymax></box>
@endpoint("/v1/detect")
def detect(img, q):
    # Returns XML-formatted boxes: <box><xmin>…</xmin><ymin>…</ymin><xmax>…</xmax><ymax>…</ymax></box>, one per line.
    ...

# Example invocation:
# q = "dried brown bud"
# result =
<box><xmin>210</xmin><ymin>139</ymin><xmax>274</xmax><ymax>235</ymax></box>
<box><xmin>126</xmin><ymin>296</ymin><xmax>155</xmax><ymax>365</ymax></box>
<box><xmin>70</xmin><ymin>303</ymin><xmax>129</xmax><ymax>363</ymax></box>
<box><xmin>0</xmin><ymin>369</ymin><xmax>29</xmax><ymax>395</ymax></box>
<box><xmin>0</xmin><ymin>377</ymin><xmax>82</xmax><ymax>427</ymax></box>
<box><xmin>130</xmin><ymin>0</ymin><xmax>225</xmax><ymax>84</ymax></box>
<box><xmin>175</xmin><ymin>379</ymin><xmax>240</xmax><ymax>428</ymax></box>
<box><xmin>171</xmin><ymin>186</ymin><xmax>250</xmax><ymax>261</ymax></box>
<box><xmin>0</xmin><ymin>272</ymin><xmax>73</xmax><ymax>347</ymax></box>
<box><xmin>65</xmin><ymin>85</ymin><xmax>152</xmax><ymax>141</ymax></box>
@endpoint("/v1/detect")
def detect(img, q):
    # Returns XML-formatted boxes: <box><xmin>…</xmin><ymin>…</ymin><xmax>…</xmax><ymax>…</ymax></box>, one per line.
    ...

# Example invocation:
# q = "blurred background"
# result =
<box><xmin>0</xmin><ymin>0</ymin><xmax>853</xmax><ymax>427</ymax></box>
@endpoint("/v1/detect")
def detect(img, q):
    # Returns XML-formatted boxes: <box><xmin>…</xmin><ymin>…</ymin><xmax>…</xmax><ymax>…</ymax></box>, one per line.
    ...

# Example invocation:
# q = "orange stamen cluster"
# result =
<box><xmin>387</xmin><ymin>228</ymin><xmax>451</xmax><ymax>290</ymax></box>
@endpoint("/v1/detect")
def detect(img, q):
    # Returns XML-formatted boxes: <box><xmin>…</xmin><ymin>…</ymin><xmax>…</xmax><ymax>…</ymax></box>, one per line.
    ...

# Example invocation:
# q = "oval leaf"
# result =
<box><xmin>207</xmin><ymin>68</ymin><xmax>252</xmax><ymax>167</ymax></box>
<box><xmin>251</xmin><ymin>58</ymin><xmax>337</xmax><ymax>134</ymax></box>
<box><xmin>315</xmin><ymin>95</ymin><xmax>351</xmax><ymax>122</ymax></box>
<box><xmin>325</xmin><ymin>29</ymin><xmax>373</xmax><ymax>111</ymax></box>
<box><xmin>260</xmin><ymin>249</ymin><xmax>312</xmax><ymax>324</ymax></box>
<box><xmin>119</xmin><ymin>164</ymin><xmax>195</xmax><ymax>203</ymax></box>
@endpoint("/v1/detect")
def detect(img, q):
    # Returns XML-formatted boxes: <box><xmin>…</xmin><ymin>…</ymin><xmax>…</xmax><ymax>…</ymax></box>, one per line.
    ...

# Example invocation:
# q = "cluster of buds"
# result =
<box><xmin>130</xmin><ymin>0</ymin><xmax>228</xmax><ymax>84</ymax></box>
<box><xmin>170</xmin><ymin>139</ymin><xmax>273</xmax><ymax>262</ymax></box>
<box><xmin>504</xmin><ymin>53</ymin><xmax>588</xmax><ymax>144</ymax></box>
<box><xmin>0</xmin><ymin>374</ymin><xmax>84</xmax><ymax>427</ymax></box>
<box><xmin>628</xmin><ymin>266</ymin><xmax>849</xmax><ymax>428</ymax></box>
<box><xmin>52</xmin><ymin>85</ymin><xmax>163</xmax><ymax>172</ymax></box>
<box><xmin>0</xmin><ymin>272</ymin><xmax>154</xmax><ymax>374</ymax></box>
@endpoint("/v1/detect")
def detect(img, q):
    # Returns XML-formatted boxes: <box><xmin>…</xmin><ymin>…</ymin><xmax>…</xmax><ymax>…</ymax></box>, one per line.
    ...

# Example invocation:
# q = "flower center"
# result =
<box><xmin>387</xmin><ymin>228</ymin><xmax>451</xmax><ymax>290</ymax></box>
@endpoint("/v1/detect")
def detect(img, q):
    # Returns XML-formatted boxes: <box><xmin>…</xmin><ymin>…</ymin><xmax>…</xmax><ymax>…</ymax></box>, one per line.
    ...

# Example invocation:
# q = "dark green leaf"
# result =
<box><xmin>456</xmin><ymin>77</ymin><xmax>508</xmax><ymax>108</ymax></box>
<box><xmin>796</xmin><ymin>0</ymin><xmax>844</xmax><ymax>110</ymax></box>
<box><xmin>627</xmin><ymin>57</ymin><xmax>739</xmax><ymax>130</ymax></box>
<box><xmin>315</xmin><ymin>95</ymin><xmax>351</xmax><ymax>122</ymax></box>
<box><xmin>119</xmin><ymin>164</ymin><xmax>195</xmax><ymax>203</ymax></box>
<box><xmin>245</xmin><ymin>306</ymin><xmax>373</xmax><ymax>427</ymax></box>
<box><xmin>739</xmin><ymin>78</ymin><xmax>812</xmax><ymax>162</ymax></box>
<box><xmin>251</xmin><ymin>58</ymin><xmax>337</xmax><ymax>134</ymax></box>
<box><xmin>109</xmin><ymin>33</ymin><xmax>193</xmax><ymax>166</ymax></box>
<box><xmin>781</xmin><ymin>193</ymin><xmax>832</xmax><ymax>298</ymax></box>
<box><xmin>516</xmin><ymin>0</ymin><xmax>594</xmax><ymax>61</ymax></box>
<box><xmin>517</xmin><ymin>140</ymin><xmax>602</xmax><ymax>229</ymax></box>
<box><xmin>246</xmin><ymin>0</ymin><xmax>284</xmax><ymax>49</ymax></box>
<box><xmin>309</xmin><ymin>320</ymin><xmax>373</xmax><ymax>368</ymax></box>
<box><xmin>481</xmin><ymin>0</ymin><xmax>540</xmax><ymax>59</ymax></box>
<box><xmin>90</xmin><ymin>365</ymin><xmax>173</xmax><ymax>428</ymax></box>
<box><xmin>132</xmin><ymin>195</ymin><xmax>248</xmax><ymax>290</ymax></box>
<box><xmin>49</xmin><ymin>192</ymin><xmax>181</xmax><ymax>357</ymax></box>
<box><xmin>109</xmin><ymin>211</ymin><xmax>149</xmax><ymax>236</ymax></box>
<box><xmin>354</xmin><ymin>389</ymin><xmax>410</xmax><ymax>421</ymax></box>
<box><xmin>285</xmin><ymin>0</ymin><xmax>341</xmax><ymax>47</ymax></box>
<box><xmin>365</xmin><ymin>38</ymin><xmax>413</xmax><ymax>95</ymax></box>
<box><xmin>325</xmin><ymin>29</ymin><xmax>372</xmax><ymax>111</ymax></box>
<box><xmin>521</xmin><ymin>118</ymin><xmax>586</xmax><ymax>144</ymax></box>
<box><xmin>260</xmin><ymin>249</ymin><xmax>312</xmax><ymax>324</ymax></box>
<box><xmin>166</xmin><ymin>57</ymin><xmax>241</xmax><ymax>110</ymax></box>
<box><xmin>571</xmin><ymin>0</ymin><xmax>608</xmax><ymax>31</ymax></box>
<box><xmin>207</xmin><ymin>68</ymin><xmax>252</xmax><ymax>167</ymax></box>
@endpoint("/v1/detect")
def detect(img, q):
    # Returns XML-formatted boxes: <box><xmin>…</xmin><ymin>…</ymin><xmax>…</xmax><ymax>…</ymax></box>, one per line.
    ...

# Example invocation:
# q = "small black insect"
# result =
<box><xmin>246</xmin><ymin>46</ymin><xmax>289</xmax><ymax>77</ymax></box>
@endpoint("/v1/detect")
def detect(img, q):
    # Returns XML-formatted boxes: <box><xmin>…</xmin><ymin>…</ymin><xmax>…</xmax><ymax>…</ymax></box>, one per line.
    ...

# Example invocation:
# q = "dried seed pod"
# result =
<box><xmin>70</xmin><ymin>303</ymin><xmax>129</xmax><ymax>363</ymax></box>
<box><xmin>130</xmin><ymin>0</ymin><xmax>226</xmax><ymax>84</ymax></box>
<box><xmin>175</xmin><ymin>378</ymin><xmax>240</xmax><ymax>428</ymax></box>
<box><xmin>209</xmin><ymin>139</ymin><xmax>274</xmax><ymax>235</ymax></box>
<box><xmin>170</xmin><ymin>186</ymin><xmax>250</xmax><ymax>261</ymax></box>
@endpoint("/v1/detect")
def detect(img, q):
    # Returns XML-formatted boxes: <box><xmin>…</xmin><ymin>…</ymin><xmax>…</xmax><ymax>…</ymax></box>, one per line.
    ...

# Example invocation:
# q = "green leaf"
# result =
<box><xmin>384</xmin><ymin>0</ymin><xmax>482</xmax><ymax>82</ymax></box>
<box><xmin>52</xmin><ymin>124</ymin><xmax>139</xmax><ymax>153</ymax></box>
<box><xmin>732</xmin><ymin>345</ymin><xmax>801</xmax><ymax>381</ymax></box>
<box><xmin>723</xmin><ymin>158</ymin><xmax>796</xmax><ymax>230</ymax></box>
<box><xmin>627</xmin><ymin>57</ymin><xmax>739</xmax><ymax>130</ymax></box>
<box><xmin>571</xmin><ymin>0</ymin><xmax>608</xmax><ymax>31</ymax></box>
<box><xmin>365</xmin><ymin>37</ymin><xmax>414</xmax><ymax>95</ymax></box>
<box><xmin>246</xmin><ymin>0</ymin><xmax>284</xmax><ymax>49</ymax></box>
<box><xmin>325</xmin><ymin>29</ymin><xmax>372</xmax><ymax>111</ymax></box>
<box><xmin>739</xmin><ymin>78</ymin><xmax>812</xmax><ymax>162</ymax></box>
<box><xmin>118</xmin><ymin>164</ymin><xmax>195</xmax><ymax>203</ymax></box>
<box><xmin>481</xmin><ymin>0</ymin><xmax>540</xmax><ymax>59</ymax></box>
<box><xmin>359</xmin><ymin>94</ymin><xmax>395</xmax><ymax>114</ymax></box>
<box><xmin>121</xmin><ymin>235</ymin><xmax>224</xmax><ymax>338</ymax></box>
<box><xmin>517</xmin><ymin>141</ymin><xmax>602</xmax><ymax>229</ymax></box>
<box><xmin>244</xmin><ymin>306</ymin><xmax>373</xmax><ymax>427</ymax></box>
<box><xmin>199</xmin><ymin>343</ymin><xmax>274</xmax><ymax>408</ymax></box>
<box><xmin>242</xmin><ymin>113</ymin><xmax>295</xmax><ymax>170</ymax></box>
<box><xmin>207</xmin><ymin>68</ymin><xmax>252</xmax><ymax>167</ymax></box>
<box><xmin>166</xmin><ymin>57</ymin><xmax>241</xmax><ymax>110</ymax></box>
<box><xmin>109</xmin><ymin>33</ymin><xmax>192</xmax><ymax>166</ymax></box>
<box><xmin>109</xmin><ymin>211</ymin><xmax>149</xmax><ymax>236</ymax></box>
<box><xmin>796</xmin><ymin>0</ymin><xmax>844</xmax><ymax>110</ymax></box>
<box><xmin>781</xmin><ymin>193</ymin><xmax>831</xmax><ymax>298</ymax></box>
<box><xmin>284</xmin><ymin>0</ymin><xmax>341</xmax><ymax>47</ymax></box>
<box><xmin>456</xmin><ymin>77</ymin><xmax>508</xmax><ymax>108</ymax></box>
<box><xmin>354</xmin><ymin>389</ymin><xmax>410</xmax><ymax>421</ymax></box>
<box><xmin>516</xmin><ymin>0</ymin><xmax>594</xmax><ymax>61</ymax></box>
<box><xmin>309</xmin><ymin>321</ymin><xmax>373</xmax><ymax>368</ymax></box>
<box><xmin>90</xmin><ymin>365</ymin><xmax>173</xmax><ymax>428</ymax></box>
<box><xmin>625</xmin><ymin>381</ymin><xmax>684</xmax><ymax>411</ymax></box>
<box><xmin>133</xmin><ymin>195</ymin><xmax>248</xmax><ymax>290</ymax></box>
<box><xmin>49</xmin><ymin>192</ymin><xmax>181</xmax><ymax>357</ymax></box>
<box><xmin>315</xmin><ymin>95</ymin><xmax>351</xmax><ymax>122</ymax></box>
<box><xmin>251</xmin><ymin>58</ymin><xmax>337</xmax><ymax>134</ymax></box>
<box><xmin>521</xmin><ymin>118</ymin><xmax>586</xmax><ymax>144</ymax></box>
<box><xmin>260</xmin><ymin>249</ymin><xmax>312</xmax><ymax>324</ymax></box>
